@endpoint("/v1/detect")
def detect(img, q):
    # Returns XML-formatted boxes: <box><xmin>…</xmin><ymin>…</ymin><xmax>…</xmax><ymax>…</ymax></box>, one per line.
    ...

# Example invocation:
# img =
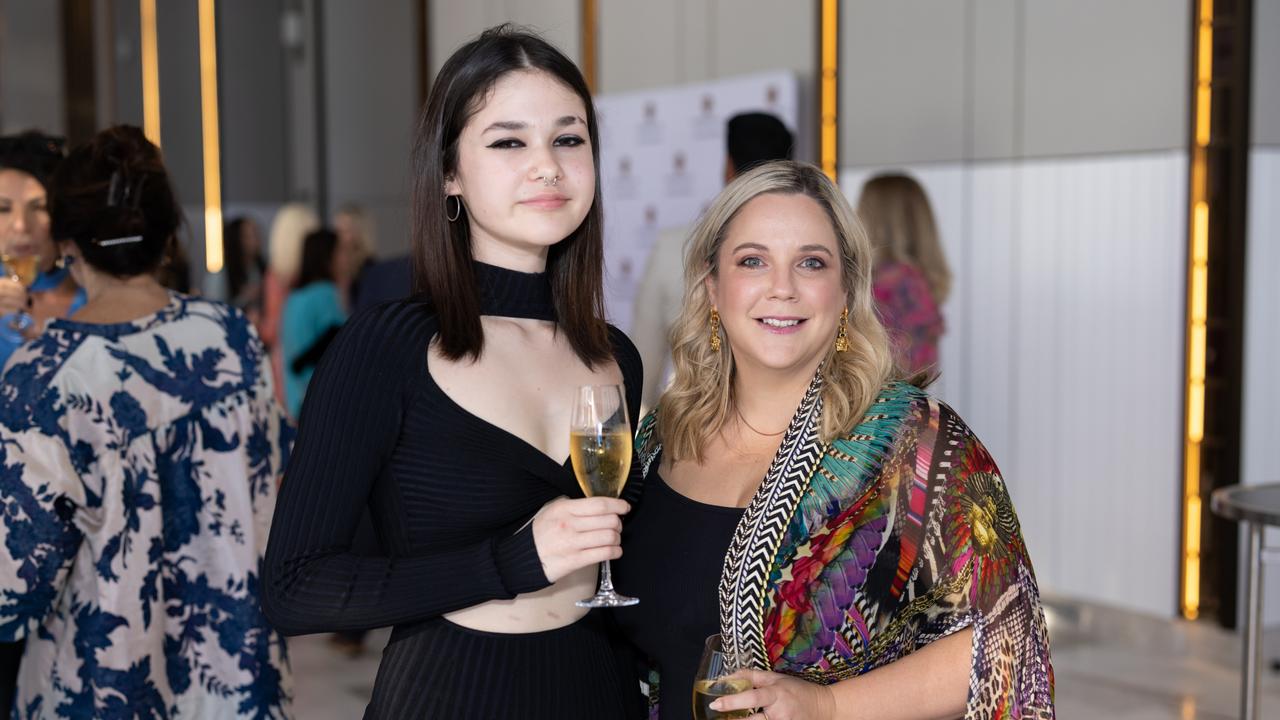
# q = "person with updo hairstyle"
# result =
<box><xmin>0</xmin><ymin>125</ymin><xmax>292</xmax><ymax>717</ymax></box>
<box><xmin>0</xmin><ymin>130</ymin><xmax>85</xmax><ymax>711</ymax></box>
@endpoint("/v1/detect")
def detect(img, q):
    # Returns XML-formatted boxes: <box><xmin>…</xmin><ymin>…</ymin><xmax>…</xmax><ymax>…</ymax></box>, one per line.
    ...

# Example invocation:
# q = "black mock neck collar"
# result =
<box><xmin>474</xmin><ymin>260</ymin><xmax>556</xmax><ymax>321</ymax></box>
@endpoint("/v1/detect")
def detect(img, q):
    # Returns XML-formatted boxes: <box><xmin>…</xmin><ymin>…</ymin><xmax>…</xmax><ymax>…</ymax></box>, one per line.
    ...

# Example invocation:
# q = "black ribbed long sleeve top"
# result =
<box><xmin>261</xmin><ymin>262</ymin><xmax>643</xmax><ymax>635</ymax></box>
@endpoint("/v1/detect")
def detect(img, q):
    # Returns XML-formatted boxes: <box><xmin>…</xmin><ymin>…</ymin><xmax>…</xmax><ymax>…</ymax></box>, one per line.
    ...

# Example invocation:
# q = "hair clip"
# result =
<box><xmin>107</xmin><ymin>171</ymin><xmax>126</xmax><ymax>207</ymax></box>
<box><xmin>106</xmin><ymin>172</ymin><xmax>146</xmax><ymax>209</ymax></box>
<box><xmin>95</xmin><ymin>235</ymin><xmax>144</xmax><ymax>247</ymax></box>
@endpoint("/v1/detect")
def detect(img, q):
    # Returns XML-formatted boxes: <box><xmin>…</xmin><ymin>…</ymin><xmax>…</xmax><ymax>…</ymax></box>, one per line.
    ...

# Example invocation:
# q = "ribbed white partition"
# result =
<box><xmin>1244</xmin><ymin>148</ymin><xmax>1280</xmax><ymax>625</ymax></box>
<box><xmin>842</xmin><ymin>151</ymin><xmax>1188</xmax><ymax>617</ymax></box>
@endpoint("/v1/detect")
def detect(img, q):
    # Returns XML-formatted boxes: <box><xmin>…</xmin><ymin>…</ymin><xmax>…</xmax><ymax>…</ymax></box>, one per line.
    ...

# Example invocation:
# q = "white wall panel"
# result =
<box><xmin>842</xmin><ymin>151</ymin><xmax>1187</xmax><ymax>617</ymax></box>
<box><xmin>1243</xmin><ymin>149</ymin><xmax>1280</xmax><ymax>624</ymax></box>
<box><xmin>1021</xmin><ymin>154</ymin><xmax>1185</xmax><ymax>616</ymax></box>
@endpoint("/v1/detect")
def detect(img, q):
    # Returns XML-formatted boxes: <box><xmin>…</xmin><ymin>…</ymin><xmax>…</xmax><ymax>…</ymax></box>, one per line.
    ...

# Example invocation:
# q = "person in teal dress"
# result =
<box><xmin>282</xmin><ymin>227</ymin><xmax>351</xmax><ymax>417</ymax></box>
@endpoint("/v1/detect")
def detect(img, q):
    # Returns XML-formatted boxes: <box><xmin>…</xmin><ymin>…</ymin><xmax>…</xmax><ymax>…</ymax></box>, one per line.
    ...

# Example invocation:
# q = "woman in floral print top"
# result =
<box><xmin>0</xmin><ymin>126</ymin><xmax>291</xmax><ymax>719</ymax></box>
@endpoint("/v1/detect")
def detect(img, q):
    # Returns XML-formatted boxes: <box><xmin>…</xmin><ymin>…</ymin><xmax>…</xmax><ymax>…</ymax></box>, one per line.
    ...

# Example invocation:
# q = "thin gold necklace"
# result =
<box><xmin>735</xmin><ymin>404</ymin><xmax>786</xmax><ymax>437</ymax></box>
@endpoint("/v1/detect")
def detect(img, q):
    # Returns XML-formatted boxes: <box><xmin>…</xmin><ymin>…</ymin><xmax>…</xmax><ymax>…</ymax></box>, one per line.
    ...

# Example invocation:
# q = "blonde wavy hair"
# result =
<box><xmin>335</xmin><ymin>203</ymin><xmax>377</xmax><ymax>269</ymax></box>
<box><xmin>267</xmin><ymin>203</ymin><xmax>320</xmax><ymax>279</ymax></box>
<box><xmin>855</xmin><ymin>173</ymin><xmax>950</xmax><ymax>304</ymax></box>
<box><xmin>657</xmin><ymin>161</ymin><xmax>897</xmax><ymax>462</ymax></box>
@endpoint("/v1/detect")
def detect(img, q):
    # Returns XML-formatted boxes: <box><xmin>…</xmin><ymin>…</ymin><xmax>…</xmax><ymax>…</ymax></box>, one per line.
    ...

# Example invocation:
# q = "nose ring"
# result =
<box><xmin>540</xmin><ymin>174</ymin><xmax>560</xmax><ymax>187</ymax></box>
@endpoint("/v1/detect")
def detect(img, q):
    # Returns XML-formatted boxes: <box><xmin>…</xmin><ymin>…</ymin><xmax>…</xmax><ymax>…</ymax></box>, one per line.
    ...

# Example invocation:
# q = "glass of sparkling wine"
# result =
<box><xmin>569</xmin><ymin>384</ymin><xmax>639</xmax><ymax>608</ymax></box>
<box><xmin>0</xmin><ymin>253</ymin><xmax>41</xmax><ymax>332</ymax></box>
<box><xmin>693</xmin><ymin>634</ymin><xmax>753</xmax><ymax>720</ymax></box>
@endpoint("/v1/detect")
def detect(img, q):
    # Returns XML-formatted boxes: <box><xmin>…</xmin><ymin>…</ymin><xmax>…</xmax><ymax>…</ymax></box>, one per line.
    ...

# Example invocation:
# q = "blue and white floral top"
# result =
<box><xmin>0</xmin><ymin>293</ymin><xmax>292</xmax><ymax>719</ymax></box>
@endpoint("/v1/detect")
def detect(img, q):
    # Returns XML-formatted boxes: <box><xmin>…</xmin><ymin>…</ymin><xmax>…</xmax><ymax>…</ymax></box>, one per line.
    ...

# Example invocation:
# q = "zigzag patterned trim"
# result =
<box><xmin>719</xmin><ymin>369</ymin><xmax>826</xmax><ymax>669</ymax></box>
<box><xmin>634</xmin><ymin>410</ymin><xmax>662</xmax><ymax>478</ymax></box>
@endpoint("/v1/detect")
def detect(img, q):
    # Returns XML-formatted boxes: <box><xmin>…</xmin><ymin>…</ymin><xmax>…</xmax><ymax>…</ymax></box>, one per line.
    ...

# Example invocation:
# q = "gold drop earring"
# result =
<box><xmin>834</xmin><ymin>308</ymin><xmax>850</xmax><ymax>352</ymax></box>
<box><xmin>709</xmin><ymin>308</ymin><xmax>722</xmax><ymax>352</ymax></box>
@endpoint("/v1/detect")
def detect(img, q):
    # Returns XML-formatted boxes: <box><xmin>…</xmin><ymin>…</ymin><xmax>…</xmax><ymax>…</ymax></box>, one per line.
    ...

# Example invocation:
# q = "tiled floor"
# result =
<box><xmin>286</xmin><ymin>597</ymin><xmax>1280</xmax><ymax>718</ymax></box>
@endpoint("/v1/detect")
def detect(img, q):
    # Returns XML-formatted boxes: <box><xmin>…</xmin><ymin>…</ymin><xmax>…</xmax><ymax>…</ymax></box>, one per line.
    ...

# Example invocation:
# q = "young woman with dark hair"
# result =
<box><xmin>223</xmin><ymin>215</ymin><xmax>267</xmax><ymax>318</ymax></box>
<box><xmin>262</xmin><ymin>26</ymin><xmax>643</xmax><ymax>718</ymax></box>
<box><xmin>0</xmin><ymin>125</ymin><xmax>291</xmax><ymax>717</ymax></box>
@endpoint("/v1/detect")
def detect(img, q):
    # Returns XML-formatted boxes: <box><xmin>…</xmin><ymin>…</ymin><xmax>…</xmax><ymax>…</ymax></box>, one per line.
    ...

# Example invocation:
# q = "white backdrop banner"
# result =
<box><xmin>595</xmin><ymin>71</ymin><xmax>799</xmax><ymax>331</ymax></box>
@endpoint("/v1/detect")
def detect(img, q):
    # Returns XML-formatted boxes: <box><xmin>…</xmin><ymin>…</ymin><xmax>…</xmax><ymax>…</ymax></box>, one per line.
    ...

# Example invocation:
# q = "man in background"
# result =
<box><xmin>631</xmin><ymin>112</ymin><xmax>794</xmax><ymax>410</ymax></box>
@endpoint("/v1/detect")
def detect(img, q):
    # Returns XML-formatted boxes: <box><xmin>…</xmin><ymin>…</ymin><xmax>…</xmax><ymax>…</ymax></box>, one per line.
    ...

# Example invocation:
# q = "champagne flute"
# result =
<box><xmin>569</xmin><ymin>384</ymin><xmax>639</xmax><ymax>608</ymax></box>
<box><xmin>0</xmin><ymin>252</ymin><xmax>41</xmax><ymax>332</ymax></box>
<box><xmin>692</xmin><ymin>634</ymin><xmax>753</xmax><ymax>720</ymax></box>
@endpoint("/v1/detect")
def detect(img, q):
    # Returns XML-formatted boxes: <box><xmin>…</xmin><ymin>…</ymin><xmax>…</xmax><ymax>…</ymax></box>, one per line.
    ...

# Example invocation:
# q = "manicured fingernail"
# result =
<box><xmin>709</xmin><ymin>700</ymin><xmax>722</xmax><ymax>710</ymax></box>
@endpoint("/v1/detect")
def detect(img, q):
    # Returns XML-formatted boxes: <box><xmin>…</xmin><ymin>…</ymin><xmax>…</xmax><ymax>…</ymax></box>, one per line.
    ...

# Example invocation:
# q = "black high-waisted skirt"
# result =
<box><xmin>364</xmin><ymin>612</ymin><xmax>634</xmax><ymax>719</ymax></box>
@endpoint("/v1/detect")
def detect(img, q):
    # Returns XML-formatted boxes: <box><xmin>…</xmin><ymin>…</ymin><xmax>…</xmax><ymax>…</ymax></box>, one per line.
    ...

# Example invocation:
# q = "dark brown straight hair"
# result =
<box><xmin>410</xmin><ymin>24</ymin><xmax>610</xmax><ymax>365</ymax></box>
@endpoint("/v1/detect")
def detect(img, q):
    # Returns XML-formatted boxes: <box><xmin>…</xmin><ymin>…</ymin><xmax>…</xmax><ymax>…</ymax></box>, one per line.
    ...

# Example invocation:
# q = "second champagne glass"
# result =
<box><xmin>692</xmin><ymin>634</ymin><xmax>753</xmax><ymax>720</ymax></box>
<box><xmin>0</xmin><ymin>252</ymin><xmax>41</xmax><ymax>332</ymax></box>
<box><xmin>569</xmin><ymin>384</ymin><xmax>639</xmax><ymax>608</ymax></box>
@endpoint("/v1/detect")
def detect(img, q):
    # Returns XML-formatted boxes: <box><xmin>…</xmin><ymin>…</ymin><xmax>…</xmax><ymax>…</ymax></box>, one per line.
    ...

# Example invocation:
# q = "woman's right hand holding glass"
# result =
<box><xmin>531</xmin><ymin>496</ymin><xmax>628</xmax><ymax>583</ymax></box>
<box><xmin>0</xmin><ymin>275</ymin><xmax>27</xmax><ymax>316</ymax></box>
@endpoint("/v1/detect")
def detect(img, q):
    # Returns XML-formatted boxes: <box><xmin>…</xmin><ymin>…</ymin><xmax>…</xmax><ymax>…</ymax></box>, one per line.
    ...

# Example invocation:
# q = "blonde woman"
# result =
<box><xmin>614</xmin><ymin>161</ymin><xmax>1052</xmax><ymax>720</ymax></box>
<box><xmin>856</xmin><ymin>174</ymin><xmax>949</xmax><ymax>375</ymax></box>
<box><xmin>262</xmin><ymin>203</ymin><xmax>319</xmax><ymax>408</ymax></box>
<box><xmin>334</xmin><ymin>203</ymin><xmax>377</xmax><ymax>304</ymax></box>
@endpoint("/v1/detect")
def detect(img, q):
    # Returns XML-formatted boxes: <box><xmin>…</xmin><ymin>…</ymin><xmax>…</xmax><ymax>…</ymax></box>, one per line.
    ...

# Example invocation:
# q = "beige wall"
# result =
<box><xmin>426</xmin><ymin>1</ymin><xmax>816</xmax><ymax>159</ymax></box>
<box><xmin>1255</xmin><ymin>0</ymin><xmax>1280</xmax><ymax>147</ymax></box>
<box><xmin>841</xmin><ymin>0</ymin><xmax>1189</xmax><ymax>167</ymax></box>
<box><xmin>840</xmin><ymin>1</ymin><xmax>968</xmax><ymax>166</ymax></box>
<box><xmin>598</xmin><ymin>0</ymin><xmax>816</xmax><ymax>160</ymax></box>
<box><xmin>430</xmin><ymin>0</ymin><xmax>581</xmax><ymax>76</ymax></box>
<box><xmin>599</xmin><ymin>0</ymin><xmax>814</xmax><ymax>93</ymax></box>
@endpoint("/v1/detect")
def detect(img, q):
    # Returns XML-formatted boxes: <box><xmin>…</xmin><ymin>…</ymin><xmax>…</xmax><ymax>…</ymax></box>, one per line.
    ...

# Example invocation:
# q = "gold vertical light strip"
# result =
<box><xmin>581</xmin><ymin>0</ymin><xmax>597</xmax><ymax>92</ymax></box>
<box><xmin>1181</xmin><ymin>0</ymin><xmax>1213</xmax><ymax>621</ymax></box>
<box><xmin>198</xmin><ymin>0</ymin><xmax>224</xmax><ymax>273</ymax></box>
<box><xmin>139</xmin><ymin>0</ymin><xmax>161</xmax><ymax>146</ymax></box>
<box><xmin>819</xmin><ymin>0</ymin><xmax>838</xmax><ymax>181</ymax></box>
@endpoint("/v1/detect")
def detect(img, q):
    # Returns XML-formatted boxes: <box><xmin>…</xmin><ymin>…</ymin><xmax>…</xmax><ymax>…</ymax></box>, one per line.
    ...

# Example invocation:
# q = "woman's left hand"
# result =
<box><xmin>710</xmin><ymin>669</ymin><xmax>838</xmax><ymax>720</ymax></box>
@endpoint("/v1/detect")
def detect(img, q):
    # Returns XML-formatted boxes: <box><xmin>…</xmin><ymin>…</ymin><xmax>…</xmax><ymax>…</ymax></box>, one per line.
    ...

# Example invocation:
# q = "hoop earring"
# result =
<box><xmin>445</xmin><ymin>195</ymin><xmax>462</xmax><ymax>222</ymax></box>
<box><xmin>709</xmin><ymin>308</ymin><xmax>722</xmax><ymax>352</ymax></box>
<box><xmin>834</xmin><ymin>307</ymin><xmax>851</xmax><ymax>353</ymax></box>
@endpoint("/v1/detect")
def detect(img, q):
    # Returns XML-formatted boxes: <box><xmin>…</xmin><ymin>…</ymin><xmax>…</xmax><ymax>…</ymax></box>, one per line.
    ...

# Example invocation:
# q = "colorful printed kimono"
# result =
<box><xmin>635</xmin><ymin>377</ymin><xmax>1054</xmax><ymax>719</ymax></box>
<box><xmin>0</xmin><ymin>293</ymin><xmax>292</xmax><ymax>719</ymax></box>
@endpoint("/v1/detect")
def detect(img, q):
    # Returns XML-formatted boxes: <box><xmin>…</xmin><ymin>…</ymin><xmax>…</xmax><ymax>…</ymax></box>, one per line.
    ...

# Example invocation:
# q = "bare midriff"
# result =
<box><xmin>443</xmin><ymin>563</ymin><xmax>597</xmax><ymax>633</ymax></box>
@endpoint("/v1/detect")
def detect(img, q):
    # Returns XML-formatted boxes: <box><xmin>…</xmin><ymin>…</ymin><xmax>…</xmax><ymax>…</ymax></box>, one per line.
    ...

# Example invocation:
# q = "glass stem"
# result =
<box><xmin>598</xmin><ymin>559</ymin><xmax>617</xmax><ymax>594</ymax></box>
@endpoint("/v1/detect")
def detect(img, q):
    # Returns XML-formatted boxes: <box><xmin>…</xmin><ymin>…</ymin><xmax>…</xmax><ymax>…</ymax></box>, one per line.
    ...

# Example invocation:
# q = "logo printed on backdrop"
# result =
<box><xmin>597</xmin><ymin>71</ymin><xmax>799</xmax><ymax>332</ymax></box>
<box><xmin>694</xmin><ymin>93</ymin><xmax>720</xmax><ymax>140</ymax></box>
<box><xmin>638</xmin><ymin>101</ymin><xmax>662</xmax><ymax>144</ymax></box>
<box><xmin>666</xmin><ymin>152</ymin><xmax>693</xmax><ymax>198</ymax></box>
<box><xmin>614</xmin><ymin>156</ymin><xmax>639</xmax><ymax>201</ymax></box>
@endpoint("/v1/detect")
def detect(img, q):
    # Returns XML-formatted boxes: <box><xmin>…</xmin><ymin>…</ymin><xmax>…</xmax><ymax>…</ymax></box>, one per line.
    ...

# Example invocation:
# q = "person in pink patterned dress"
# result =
<box><xmin>857</xmin><ymin>174</ymin><xmax>950</xmax><ymax>377</ymax></box>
